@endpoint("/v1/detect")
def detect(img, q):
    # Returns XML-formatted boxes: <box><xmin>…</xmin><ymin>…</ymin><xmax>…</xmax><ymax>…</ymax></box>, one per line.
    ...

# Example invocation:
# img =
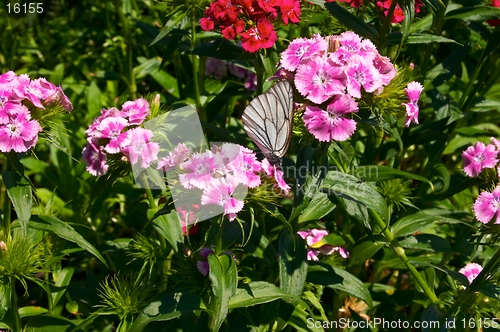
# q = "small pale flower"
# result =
<box><xmin>473</xmin><ymin>187</ymin><xmax>500</xmax><ymax>224</ymax></box>
<box><xmin>402</xmin><ymin>81</ymin><xmax>424</xmax><ymax>127</ymax></box>
<box><xmin>462</xmin><ymin>142</ymin><xmax>499</xmax><ymax>177</ymax></box>
<box><xmin>158</xmin><ymin>143</ymin><xmax>191</xmax><ymax>172</ymax></box>
<box><xmin>262</xmin><ymin>158</ymin><xmax>290</xmax><ymax>195</ymax></box>
<box><xmin>459</xmin><ymin>262</ymin><xmax>483</xmax><ymax>285</ymax></box>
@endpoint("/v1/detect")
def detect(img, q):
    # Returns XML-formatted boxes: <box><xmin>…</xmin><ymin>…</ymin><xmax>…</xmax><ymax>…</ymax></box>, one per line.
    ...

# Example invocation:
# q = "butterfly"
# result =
<box><xmin>242</xmin><ymin>81</ymin><xmax>294</xmax><ymax>167</ymax></box>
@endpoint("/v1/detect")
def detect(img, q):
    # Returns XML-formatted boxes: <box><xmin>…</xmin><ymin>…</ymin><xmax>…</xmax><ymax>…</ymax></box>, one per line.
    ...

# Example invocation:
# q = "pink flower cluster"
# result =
<box><xmin>463</xmin><ymin>138</ymin><xmax>500</xmax><ymax>224</ymax></box>
<box><xmin>277</xmin><ymin>32</ymin><xmax>397</xmax><ymax>142</ymax></box>
<box><xmin>83</xmin><ymin>98</ymin><xmax>159</xmax><ymax>176</ymax></box>
<box><xmin>0</xmin><ymin>71</ymin><xmax>72</xmax><ymax>153</ymax></box>
<box><xmin>160</xmin><ymin>142</ymin><xmax>290</xmax><ymax>221</ymax></box>
<box><xmin>205</xmin><ymin>58</ymin><xmax>257</xmax><ymax>91</ymax></box>
<box><xmin>298</xmin><ymin>229</ymin><xmax>349</xmax><ymax>261</ymax></box>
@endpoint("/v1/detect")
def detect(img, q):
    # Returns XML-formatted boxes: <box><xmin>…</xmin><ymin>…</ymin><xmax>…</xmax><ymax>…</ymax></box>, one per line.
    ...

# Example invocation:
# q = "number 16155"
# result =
<box><xmin>6</xmin><ymin>3</ymin><xmax>43</xmax><ymax>14</ymax></box>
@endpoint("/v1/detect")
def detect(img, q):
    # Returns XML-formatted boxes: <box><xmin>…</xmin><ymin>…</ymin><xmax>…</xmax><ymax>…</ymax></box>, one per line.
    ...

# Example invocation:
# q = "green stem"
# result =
<box><xmin>11</xmin><ymin>278</ymin><xmax>21</xmax><ymax>331</ymax></box>
<box><xmin>190</xmin><ymin>15</ymin><xmax>204</xmax><ymax>122</ymax></box>
<box><xmin>369</xmin><ymin>209</ymin><xmax>440</xmax><ymax>305</ymax></box>
<box><xmin>254</xmin><ymin>54</ymin><xmax>264</xmax><ymax>95</ymax></box>
<box><xmin>377</xmin><ymin>0</ymin><xmax>398</xmax><ymax>51</ymax></box>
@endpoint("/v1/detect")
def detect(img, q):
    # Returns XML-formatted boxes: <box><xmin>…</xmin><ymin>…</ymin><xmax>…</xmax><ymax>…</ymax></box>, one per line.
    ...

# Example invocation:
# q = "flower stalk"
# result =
<box><xmin>369</xmin><ymin>209</ymin><xmax>440</xmax><ymax>305</ymax></box>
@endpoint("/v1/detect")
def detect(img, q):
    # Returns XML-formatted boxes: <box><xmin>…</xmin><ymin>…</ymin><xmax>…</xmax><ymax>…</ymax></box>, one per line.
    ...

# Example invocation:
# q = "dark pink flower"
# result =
<box><xmin>262</xmin><ymin>158</ymin><xmax>290</xmax><ymax>194</ymax></box>
<box><xmin>402</xmin><ymin>81</ymin><xmax>424</xmax><ymax>127</ymax></box>
<box><xmin>462</xmin><ymin>142</ymin><xmax>499</xmax><ymax>177</ymax></box>
<box><xmin>82</xmin><ymin>140</ymin><xmax>109</xmax><ymax>176</ymax></box>
<box><xmin>94</xmin><ymin>117</ymin><xmax>130</xmax><ymax>154</ymax></box>
<box><xmin>345</xmin><ymin>55</ymin><xmax>382</xmax><ymax>98</ymax></box>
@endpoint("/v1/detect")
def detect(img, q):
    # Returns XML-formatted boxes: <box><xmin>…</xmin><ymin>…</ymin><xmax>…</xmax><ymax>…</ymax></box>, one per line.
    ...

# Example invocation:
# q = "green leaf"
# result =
<box><xmin>406</xmin><ymin>33</ymin><xmax>460</xmax><ymax>45</ymax></box>
<box><xmin>150</xmin><ymin>10</ymin><xmax>187</xmax><ymax>46</ymax></box>
<box><xmin>279</xmin><ymin>232</ymin><xmax>308</xmax><ymax>297</ymax></box>
<box><xmin>228</xmin><ymin>282</ymin><xmax>308</xmax><ymax>309</ymax></box>
<box><xmin>324</xmin><ymin>2</ymin><xmax>379</xmax><ymax>40</ymax></box>
<box><xmin>445</xmin><ymin>6</ymin><xmax>500</xmax><ymax>21</ymax></box>
<box><xmin>353</xmin><ymin>165</ymin><xmax>433</xmax><ymax>188</ymax></box>
<box><xmin>298</xmin><ymin>192</ymin><xmax>336</xmax><ymax>223</ymax></box>
<box><xmin>51</xmin><ymin>268</ymin><xmax>75</xmax><ymax>308</ymax></box>
<box><xmin>420</xmin><ymin>263</ymin><xmax>469</xmax><ymax>286</ymax></box>
<box><xmin>348</xmin><ymin>239</ymin><xmax>386</xmax><ymax>267</ymax></box>
<box><xmin>0</xmin><ymin>280</ymin><xmax>11</xmax><ymax>321</ymax></box>
<box><xmin>29</xmin><ymin>215</ymin><xmax>107</xmax><ymax>267</ymax></box>
<box><xmin>24</xmin><ymin>314</ymin><xmax>76</xmax><ymax>331</ymax></box>
<box><xmin>324</xmin><ymin>171</ymin><xmax>388</xmax><ymax>218</ymax></box>
<box><xmin>392</xmin><ymin>212</ymin><xmax>465</xmax><ymax>237</ymax></box>
<box><xmin>19</xmin><ymin>306</ymin><xmax>49</xmax><ymax>318</ymax></box>
<box><xmin>271</xmin><ymin>208</ymin><xmax>294</xmax><ymax>238</ymax></box>
<box><xmin>188</xmin><ymin>39</ymin><xmax>254</xmax><ymax>61</ymax></box>
<box><xmin>307</xmin><ymin>263</ymin><xmax>373</xmax><ymax>308</ymax></box>
<box><xmin>2</xmin><ymin>170</ymin><xmax>32</xmax><ymax>233</ymax></box>
<box><xmin>86</xmin><ymin>81</ymin><xmax>102</xmax><ymax>118</ymax></box>
<box><xmin>152</xmin><ymin>210</ymin><xmax>184</xmax><ymax>253</ymax></box>
<box><xmin>399</xmin><ymin>234</ymin><xmax>452</xmax><ymax>252</ymax></box>
<box><xmin>136</xmin><ymin>57</ymin><xmax>179</xmax><ymax>98</ymax></box>
<box><xmin>208</xmin><ymin>254</ymin><xmax>238</xmax><ymax>332</ymax></box>
<box><xmin>128</xmin><ymin>293</ymin><xmax>203</xmax><ymax>332</ymax></box>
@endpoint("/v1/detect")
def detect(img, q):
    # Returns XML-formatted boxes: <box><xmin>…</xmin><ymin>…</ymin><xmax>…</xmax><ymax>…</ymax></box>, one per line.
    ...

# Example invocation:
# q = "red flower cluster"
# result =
<box><xmin>488</xmin><ymin>0</ymin><xmax>500</xmax><ymax>26</ymax></box>
<box><xmin>200</xmin><ymin>0</ymin><xmax>301</xmax><ymax>53</ymax></box>
<box><xmin>376</xmin><ymin>0</ymin><xmax>423</xmax><ymax>24</ymax></box>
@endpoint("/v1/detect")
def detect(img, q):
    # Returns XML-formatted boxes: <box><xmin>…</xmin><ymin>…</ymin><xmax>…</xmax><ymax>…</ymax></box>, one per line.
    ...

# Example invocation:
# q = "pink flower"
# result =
<box><xmin>179</xmin><ymin>150</ymin><xmax>218</xmax><ymax>189</ymax></box>
<box><xmin>295</xmin><ymin>56</ymin><xmax>345</xmax><ymax>104</ymax></box>
<box><xmin>329</xmin><ymin>31</ymin><xmax>364</xmax><ymax>65</ymax></box>
<box><xmin>205</xmin><ymin>58</ymin><xmax>228</xmax><ymax>79</ymax></box>
<box><xmin>402</xmin><ymin>81</ymin><xmax>424</xmax><ymax>127</ymax></box>
<box><xmin>82</xmin><ymin>140</ymin><xmax>109</xmax><ymax>176</ymax></box>
<box><xmin>459</xmin><ymin>262</ymin><xmax>483</xmax><ymax>285</ymax></box>
<box><xmin>280</xmin><ymin>35</ymin><xmax>328</xmax><ymax>72</ymax></box>
<box><xmin>226</xmin><ymin>148</ymin><xmax>262</xmax><ymax>188</ymax></box>
<box><xmin>121</xmin><ymin>98</ymin><xmax>150</xmax><ymax>125</ymax></box>
<box><xmin>86</xmin><ymin>107</ymin><xmax>122</xmax><ymax>136</ymax></box>
<box><xmin>298</xmin><ymin>229</ymin><xmax>329</xmax><ymax>246</ymax></box>
<box><xmin>319</xmin><ymin>245</ymin><xmax>350</xmax><ymax>258</ymax></box>
<box><xmin>0</xmin><ymin>106</ymin><xmax>42</xmax><ymax>153</ymax></box>
<box><xmin>345</xmin><ymin>55</ymin><xmax>381</xmax><ymax>98</ymax></box>
<box><xmin>303</xmin><ymin>95</ymin><xmax>358</xmax><ymax>142</ymax></box>
<box><xmin>94</xmin><ymin>117</ymin><xmax>130</xmax><ymax>154</ymax></box>
<box><xmin>123</xmin><ymin>127</ymin><xmax>159</xmax><ymax>168</ymax></box>
<box><xmin>306</xmin><ymin>249</ymin><xmax>320</xmax><ymax>261</ymax></box>
<box><xmin>473</xmin><ymin>187</ymin><xmax>500</xmax><ymax>224</ymax></box>
<box><xmin>201</xmin><ymin>175</ymin><xmax>245</xmax><ymax>221</ymax></box>
<box><xmin>262</xmin><ymin>158</ymin><xmax>290</xmax><ymax>195</ymax></box>
<box><xmin>158</xmin><ymin>143</ymin><xmax>191</xmax><ymax>172</ymax></box>
<box><xmin>244</xmin><ymin>73</ymin><xmax>257</xmax><ymax>91</ymax></box>
<box><xmin>228</xmin><ymin>63</ymin><xmax>247</xmax><ymax>78</ymax></box>
<box><xmin>462</xmin><ymin>142</ymin><xmax>499</xmax><ymax>177</ymax></box>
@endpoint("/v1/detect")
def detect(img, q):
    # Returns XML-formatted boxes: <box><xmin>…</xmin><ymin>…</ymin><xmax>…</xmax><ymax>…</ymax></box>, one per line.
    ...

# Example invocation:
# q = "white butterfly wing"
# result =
<box><xmin>242</xmin><ymin>81</ymin><xmax>294</xmax><ymax>164</ymax></box>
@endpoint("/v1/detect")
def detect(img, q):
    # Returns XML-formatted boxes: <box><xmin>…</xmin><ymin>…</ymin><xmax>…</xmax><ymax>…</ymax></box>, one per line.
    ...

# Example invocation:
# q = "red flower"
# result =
<box><xmin>221</xmin><ymin>20</ymin><xmax>245</xmax><ymax>40</ymax></box>
<box><xmin>488</xmin><ymin>0</ymin><xmax>500</xmax><ymax>26</ymax></box>
<box><xmin>376</xmin><ymin>0</ymin><xmax>423</xmax><ymax>24</ymax></box>
<box><xmin>200</xmin><ymin>17</ymin><xmax>215</xmax><ymax>31</ymax></box>
<box><xmin>241</xmin><ymin>19</ymin><xmax>277</xmax><ymax>52</ymax></box>
<box><xmin>326</xmin><ymin>0</ymin><xmax>362</xmax><ymax>8</ymax></box>
<box><xmin>279</xmin><ymin>0</ymin><xmax>301</xmax><ymax>25</ymax></box>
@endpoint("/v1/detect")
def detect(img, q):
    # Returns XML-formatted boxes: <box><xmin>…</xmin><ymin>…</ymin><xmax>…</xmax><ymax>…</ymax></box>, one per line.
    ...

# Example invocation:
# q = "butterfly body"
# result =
<box><xmin>242</xmin><ymin>81</ymin><xmax>294</xmax><ymax>166</ymax></box>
